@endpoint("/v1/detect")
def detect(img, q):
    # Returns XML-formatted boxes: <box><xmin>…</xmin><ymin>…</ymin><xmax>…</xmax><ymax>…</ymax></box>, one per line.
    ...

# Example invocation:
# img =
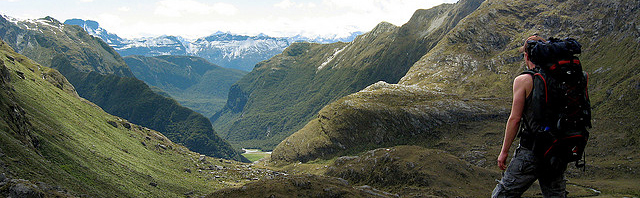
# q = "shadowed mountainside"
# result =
<box><xmin>0</xmin><ymin>40</ymin><xmax>275</xmax><ymax>197</ymax></box>
<box><xmin>124</xmin><ymin>55</ymin><xmax>247</xmax><ymax>117</ymax></box>
<box><xmin>0</xmin><ymin>15</ymin><xmax>246</xmax><ymax>162</ymax></box>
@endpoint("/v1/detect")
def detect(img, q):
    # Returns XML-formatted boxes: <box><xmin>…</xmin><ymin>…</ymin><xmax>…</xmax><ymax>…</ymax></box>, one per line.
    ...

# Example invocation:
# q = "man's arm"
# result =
<box><xmin>497</xmin><ymin>74</ymin><xmax>532</xmax><ymax>170</ymax></box>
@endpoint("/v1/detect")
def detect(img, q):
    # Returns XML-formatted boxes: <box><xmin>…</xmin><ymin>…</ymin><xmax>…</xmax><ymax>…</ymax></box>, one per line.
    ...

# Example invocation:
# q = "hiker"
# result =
<box><xmin>492</xmin><ymin>34</ymin><xmax>591</xmax><ymax>197</ymax></box>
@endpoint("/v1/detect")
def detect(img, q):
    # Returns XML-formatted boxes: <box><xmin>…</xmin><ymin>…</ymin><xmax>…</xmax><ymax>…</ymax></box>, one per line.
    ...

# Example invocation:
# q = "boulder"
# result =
<box><xmin>10</xmin><ymin>182</ymin><xmax>44</xmax><ymax>198</ymax></box>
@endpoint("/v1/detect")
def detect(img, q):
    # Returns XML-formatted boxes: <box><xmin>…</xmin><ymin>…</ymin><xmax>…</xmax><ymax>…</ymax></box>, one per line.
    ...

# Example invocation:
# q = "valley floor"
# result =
<box><xmin>217</xmin><ymin>118</ymin><xmax>640</xmax><ymax>197</ymax></box>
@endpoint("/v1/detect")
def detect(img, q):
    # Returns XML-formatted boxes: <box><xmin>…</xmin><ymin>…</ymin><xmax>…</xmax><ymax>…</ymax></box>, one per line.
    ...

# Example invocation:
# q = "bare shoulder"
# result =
<box><xmin>513</xmin><ymin>74</ymin><xmax>533</xmax><ymax>86</ymax></box>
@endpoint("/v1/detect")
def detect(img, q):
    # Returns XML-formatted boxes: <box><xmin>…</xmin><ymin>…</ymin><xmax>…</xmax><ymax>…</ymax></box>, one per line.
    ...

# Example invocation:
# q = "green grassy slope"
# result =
<box><xmin>211</xmin><ymin>0</ymin><xmax>484</xmax><ymax>151</ymax></box>
<box><xmin>273</xmin><ymin>0</ymin><xmax>640</xmax><ymax>168</ymax></box>
<box><xmin>270</xmin><ymin>0</ymin><xmax>640</xmax><ymax>196</ymax></box>
<box><xmin>0</xmin><ymin>16</ymin><xmax>246</xmax><ymax>162</ymax></box>
<box><xmin>210</xmin><ymin>174</ymin><xmax>394</xmax><ymax>198</ymax></box>
<box><xmin>0</xmin><ymin>40</ymin><xmax>273</xmax><ymax>197</ymax></box>
<box><xmin>124</xmin><ymin>55</ymin><xmax>247</xmax><ymax>117</ymax></box>
<box><xmin>0</xmin><ymin>16</ymin><xmax>132</xmax><ymax>77</ymax></box>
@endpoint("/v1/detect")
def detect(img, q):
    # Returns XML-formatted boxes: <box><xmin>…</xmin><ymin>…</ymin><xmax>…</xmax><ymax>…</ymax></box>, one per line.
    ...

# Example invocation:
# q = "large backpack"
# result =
<box><xmin>522</xmin><ymin>37</ymin><xmax>592</xmax><ymax>173</ymax></box>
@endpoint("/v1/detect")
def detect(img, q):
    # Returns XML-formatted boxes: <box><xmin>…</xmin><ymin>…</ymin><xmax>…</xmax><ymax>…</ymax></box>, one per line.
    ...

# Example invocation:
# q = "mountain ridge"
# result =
<box><xmin>259</xmin><ymin>0</ymin><xmax>640</xmax><ymax>196</ymax></box>
<box><xmin>124</xmin><ymin>55</ymin><xmax>247</xmax><ymax>117</ymax></box>
<box><xmin>1</xmin><ymin>15</ymin><xmax>247</xmax><ymax>162</ymax></box>
<box><xmin>212</xmin><ymin>0</ymin><xmax>484</xmax><ymax>151</ymax></box>
<box><xmin>64</xmin><ymin>19</ymin><xmax>362</xmax><ymax>71</ymax></box>
<box><xmin>269</xmin><ymin>1</ymin><xmax>640</xmax><ymax>196</ymax></box>
<box><xmin>0</xmin><ymin>39</ymin><xmax>276</xmax><ymax>197</ymax></box>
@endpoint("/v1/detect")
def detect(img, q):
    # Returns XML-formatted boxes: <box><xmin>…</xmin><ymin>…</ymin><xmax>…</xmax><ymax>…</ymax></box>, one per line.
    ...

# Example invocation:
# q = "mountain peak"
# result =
<box><xmin>64</xmin><ymin>18</ymin><xmax>100</xmax><ymax>29</ymax></box>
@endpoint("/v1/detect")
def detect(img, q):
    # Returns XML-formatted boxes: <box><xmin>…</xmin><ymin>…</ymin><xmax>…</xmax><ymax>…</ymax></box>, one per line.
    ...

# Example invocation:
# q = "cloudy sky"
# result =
<box><xmin>1</xmin><ymin>0</ymin><xmax>458</xmax><ymax>39</ymax></box>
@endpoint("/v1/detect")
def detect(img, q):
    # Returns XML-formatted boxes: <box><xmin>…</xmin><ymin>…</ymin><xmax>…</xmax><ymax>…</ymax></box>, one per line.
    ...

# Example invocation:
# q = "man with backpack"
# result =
<box><xmin>492</xmin><ymin>34</ymin><xmax>591</xmax><ymax>197</ymax></box>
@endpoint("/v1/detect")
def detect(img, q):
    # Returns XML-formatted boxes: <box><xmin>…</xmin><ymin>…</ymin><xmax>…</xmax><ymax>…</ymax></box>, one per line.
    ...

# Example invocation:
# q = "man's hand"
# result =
<box><xmin>497</xmin><ymin>151</ymin><xmax>508</xmax><ymax>170</ymax></box>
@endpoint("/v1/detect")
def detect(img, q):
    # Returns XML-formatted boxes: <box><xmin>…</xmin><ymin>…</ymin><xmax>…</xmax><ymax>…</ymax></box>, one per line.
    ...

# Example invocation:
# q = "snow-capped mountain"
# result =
<box><xmin>63</xmin><ymin>19</ymin><xmax>362</xmax><ymax>71</ymax></box>
<box><xmin>286</xmin><ymin>32</ymin><xmax>363</xmax><ymax>44</ymax></box>
<box><xmin>63</xmin><ymin>19</ymin><xmax>124</xmax><ymax>45</ymax></box>
<box><xmin>117</xmin><ymin>35</ymin><xmax>189</xmax><ymax>57</ymax></box>
<box><xmin>186</xmin><ymin>32</ymin><xmax>289</xmax><ymax>71</ymax></box>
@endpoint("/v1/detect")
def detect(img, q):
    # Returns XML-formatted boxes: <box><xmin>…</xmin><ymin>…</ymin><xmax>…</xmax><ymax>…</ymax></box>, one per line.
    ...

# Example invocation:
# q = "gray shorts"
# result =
<box><xmin>492</xmin><ymin>146</ymin><xmax>568</xmax><ymax>197</ymax></box>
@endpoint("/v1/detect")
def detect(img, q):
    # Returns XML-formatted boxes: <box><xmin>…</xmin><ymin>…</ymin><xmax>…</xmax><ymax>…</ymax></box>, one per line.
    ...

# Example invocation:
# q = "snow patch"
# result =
<box><xmin>318</xmin><ymin>44</ymin><xmax>348</xmax><ymax>71</ymax></box>
<box><xmin>424</xmin><ymin>15</ymin><xmax>447</xmax><ymax>37</ymax></box>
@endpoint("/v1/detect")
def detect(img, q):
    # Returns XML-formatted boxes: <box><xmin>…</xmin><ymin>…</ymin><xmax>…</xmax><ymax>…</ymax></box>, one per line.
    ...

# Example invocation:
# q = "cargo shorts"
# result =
<box><xmin>492</xmin><ymin>146</ymin><xmax>568</xmax><ymax>198</ymax></box>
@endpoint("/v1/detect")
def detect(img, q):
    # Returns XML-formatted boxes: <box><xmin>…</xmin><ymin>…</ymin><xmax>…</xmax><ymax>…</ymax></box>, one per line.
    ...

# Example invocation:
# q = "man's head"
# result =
<box><xmin>519</xmin><ymin>34</ymin><xmax>546</xmax><ymax>69</ymax></box>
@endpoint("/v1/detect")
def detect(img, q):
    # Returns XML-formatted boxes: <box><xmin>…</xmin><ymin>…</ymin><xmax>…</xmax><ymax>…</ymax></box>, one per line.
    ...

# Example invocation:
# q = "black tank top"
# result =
<box><xmin>519</xmin><ymin>74</ymin><xmax>537</xmax><ymax>149</ymax></box>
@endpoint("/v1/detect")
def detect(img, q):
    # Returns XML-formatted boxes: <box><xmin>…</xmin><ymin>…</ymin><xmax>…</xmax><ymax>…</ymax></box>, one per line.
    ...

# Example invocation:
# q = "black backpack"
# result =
<box><xmin>522</xmin><ymin>37</ymin><xmax>592</xmax><ymax>173</ymax></box>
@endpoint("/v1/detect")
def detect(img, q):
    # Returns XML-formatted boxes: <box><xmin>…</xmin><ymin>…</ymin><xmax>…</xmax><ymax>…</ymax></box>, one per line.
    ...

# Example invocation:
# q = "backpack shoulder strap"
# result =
<box><xmin>521</xmin><ymin>69</ymin><xmax>548</xmax><ymax>103</ymax></box>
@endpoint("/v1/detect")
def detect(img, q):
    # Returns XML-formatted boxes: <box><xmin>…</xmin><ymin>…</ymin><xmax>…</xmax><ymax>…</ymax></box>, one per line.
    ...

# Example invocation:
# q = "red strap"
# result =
<box><xmin>543</xmin><ymin>135</ymin><xmax>585</xmax><ymax>157</ymax></box>
<box><xmin>585</xmin><ymin>71</ymin><xmax>590</xmax><ymax>98</ymax></box>
<box><xmin>551</xmin><ymin>59</ymin><xmax>580</xmax><ymax>70</ymax></box>
<box><xmin>557</xmin><ymin>59</ymin><xmax>580</xmax><ymax>65</ymax></box>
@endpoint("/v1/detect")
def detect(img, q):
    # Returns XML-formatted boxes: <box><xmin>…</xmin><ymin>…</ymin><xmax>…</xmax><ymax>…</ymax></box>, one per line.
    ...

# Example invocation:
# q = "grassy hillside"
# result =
<box><xmin>210</xmin><ymin>174</ymin><xmax>394</xmax><ymax>198</ymax></box>
<box><xmin>269</xmin><ymin>0</ymin><xmax>639</xmax><ymax>196</ymax></box>
<box><xmin>0</xmin><ymin>16</ymin><xmax>246</xmax><ymax>162</ymax></box>
<box><xmin>0</xmin><ymin>40</ymin><xmax>273</xmax><ymax>197</ymax></box>
<box><xmin>212</xmin><ymin>0</ymin><xmax>484</xmax><ymax>151</ymax></box>
<box><xmin>325</xmin><ymin>146</ymin><xmax>501</xmax><ymax>197</ymax></box>
<box><xmin>124</xmin><ymin>55</ymin><xmax>247</xmax><ymax>117</ymax></box>
<box><xmin>273</xmin><ymin>0</ymin><xmax>640</xmax><ymax>167</ymax></box>
<box><xmin>0</xmin><ymin>16</ymin><xmax>132</xmax><ymax>77</ymax></box>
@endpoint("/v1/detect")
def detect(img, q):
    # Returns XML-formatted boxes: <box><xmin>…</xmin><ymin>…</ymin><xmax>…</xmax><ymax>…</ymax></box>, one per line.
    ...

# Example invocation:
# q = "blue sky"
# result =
<box><xmin>1</xmin><ymin>0</ymin><xmax>459</xmax><ymax>39</ymax></box>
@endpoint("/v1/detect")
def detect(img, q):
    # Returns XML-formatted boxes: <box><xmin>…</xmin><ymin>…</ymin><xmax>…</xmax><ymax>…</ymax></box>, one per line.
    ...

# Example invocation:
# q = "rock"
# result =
<box><xmin>15</xmin><ymin>70</ymin><xmax>25</xmax><ymax>79</ymax></box>
<box><xmin>184</xmin><ymin>191</ymin><xmax>194</xmax><ymax>196</ymax></box>
<box><xmin>199</xmin><ymin>155</ymin><xmax>206</xmax><ymax>162</ymax></box>
<box><xmin>184</xmin><ymin>168</ymin><xmax>192</xmax><ymax>173</ymax></box>
<box><xmin>0</xmin><ymin>172</ymin><xmax>6</xmax><ymax>182</ymax></box>
<box><xmin>122</xmin><ymin>122</ymin><xmax>131</xmax><ymax>129</ymax></box>
<box><xmin>149</xmin><ymin>182</ymin><xmax>157</xmax><ymax>187</ymax></box>
<box><xmin>10</xmin><ymin>182</ymin><xmax>44</xmax><ymax>198</ymax></box>
<box><xmin>107</xmin><ymin>120</ymin><xmax>118</xmax><ymax>128</ymax></box>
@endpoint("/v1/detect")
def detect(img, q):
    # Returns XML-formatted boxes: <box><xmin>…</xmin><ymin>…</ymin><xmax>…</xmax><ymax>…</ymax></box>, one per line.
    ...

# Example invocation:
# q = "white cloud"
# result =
<box><xmin>78</xmin><ymin>0</ymin><xmax>94</xmax><ymax>2</ymax></box>
<box><xmin>39</xmin><ymin>0</ymin><xmax>458</xmax><ymax>39</ymax></box>
<box><xmin>320</xmin><ymin>0</ymin><xmax>457</xmax><ymax>27</ymax></box>
<box><xmin>274</xmin><ymin>0</ymin><xmax>317</xmax><ymax>9</ymax></box>
<box><xmin>96</xmin><ymin>13</ymin><xmax>124</xmax><ymax>32</ymax></box>
<box><xmin>118</xmin><ymin>6</ymin><xmax>130</xmax><ymax>12</ymax></box>
<box><xmin>274</xmin><ymin>0</ymin><xmax>294</xmax><ymax>9</ymax></box>
<box><xmin>154</xmin><ymin>0</ymin><xmax>238</xmax><ymax>17</ymax></box>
